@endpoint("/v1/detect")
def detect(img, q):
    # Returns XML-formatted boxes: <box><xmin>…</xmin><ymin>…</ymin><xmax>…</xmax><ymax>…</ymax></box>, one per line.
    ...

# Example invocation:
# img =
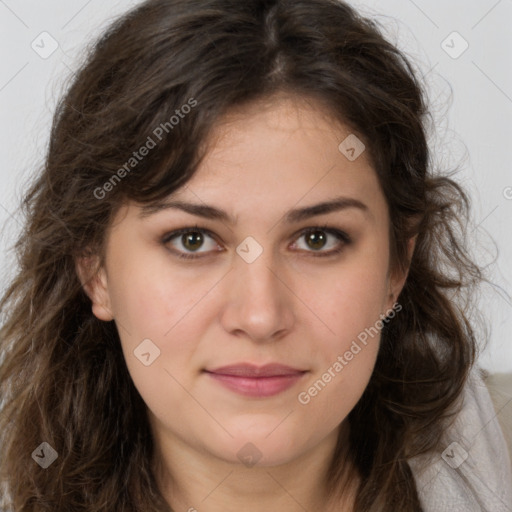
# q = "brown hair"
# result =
<box><xmin>0</xmin><ymin>0</ymin><xmax>486</xmax><ymax>510</ymax></box>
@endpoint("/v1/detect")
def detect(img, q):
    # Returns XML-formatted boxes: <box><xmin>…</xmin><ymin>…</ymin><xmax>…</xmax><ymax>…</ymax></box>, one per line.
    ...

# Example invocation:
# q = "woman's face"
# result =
<box><xmin>79</xmin><ymin>95</ymin><xmax>411</xmax><ymax>470</ymax></box>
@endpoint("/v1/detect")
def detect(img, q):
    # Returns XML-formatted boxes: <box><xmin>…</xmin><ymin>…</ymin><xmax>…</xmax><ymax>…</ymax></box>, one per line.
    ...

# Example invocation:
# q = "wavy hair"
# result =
<box><xmin>0</xmin><ymin>0</ymin><xmax>486</xmax><ymax>510</ymax></box>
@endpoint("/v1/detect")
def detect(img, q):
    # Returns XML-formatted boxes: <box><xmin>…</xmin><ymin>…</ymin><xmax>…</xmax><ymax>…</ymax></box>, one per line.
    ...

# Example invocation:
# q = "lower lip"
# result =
<box><xmin>205</xmin><ymin>371</ymin><xmax>307</xmax><ymax>398</ymax></box>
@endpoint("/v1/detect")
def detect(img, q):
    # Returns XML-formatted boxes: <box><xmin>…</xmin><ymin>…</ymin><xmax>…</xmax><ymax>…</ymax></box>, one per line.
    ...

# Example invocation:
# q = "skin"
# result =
<box><xmin>77</xmin><ymin>94</ymin><xmax>415</xmax><ymax>512</ymax></box>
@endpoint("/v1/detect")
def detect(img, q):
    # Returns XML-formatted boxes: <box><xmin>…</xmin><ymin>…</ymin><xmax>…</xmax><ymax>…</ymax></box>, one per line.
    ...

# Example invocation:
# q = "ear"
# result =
<box><xmin>75</xmin><ymin>254</ymin><xmax>114</xmax><ymax>321</ymax></box>
<box><xmin>386</xmin><ymin>235</ymin><xmax>417</xmax><ymax>310</ymax></box>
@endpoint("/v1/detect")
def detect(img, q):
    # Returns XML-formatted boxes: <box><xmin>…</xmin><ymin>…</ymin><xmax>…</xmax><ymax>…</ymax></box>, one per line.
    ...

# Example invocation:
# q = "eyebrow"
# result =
<box><xmin>139</xmin><ymin>196</ymin><xmax>371</xmax><ymax>224</ymax></box>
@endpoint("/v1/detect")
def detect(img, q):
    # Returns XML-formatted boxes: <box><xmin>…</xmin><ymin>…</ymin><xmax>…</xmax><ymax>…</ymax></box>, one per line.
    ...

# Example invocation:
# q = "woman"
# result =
<box><xmin>0</xmin><ymin>0</ymin><xmax>510</xmax><ymax>510</ymax></box>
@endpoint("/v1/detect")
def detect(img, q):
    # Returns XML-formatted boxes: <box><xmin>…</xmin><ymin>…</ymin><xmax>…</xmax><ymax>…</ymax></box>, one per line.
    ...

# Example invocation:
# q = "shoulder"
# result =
<box><xmin>408</xmin><ymin>365</ymin><xmax>512</xmax><ymax>512</ymax></box>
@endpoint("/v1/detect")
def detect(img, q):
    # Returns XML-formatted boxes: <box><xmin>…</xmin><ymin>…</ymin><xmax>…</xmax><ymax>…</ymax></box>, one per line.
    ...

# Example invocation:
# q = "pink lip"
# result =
<box><xmin>204</xmin><ymin>363</ymin><xmax>307</xmax><ymax>398</ymax></box>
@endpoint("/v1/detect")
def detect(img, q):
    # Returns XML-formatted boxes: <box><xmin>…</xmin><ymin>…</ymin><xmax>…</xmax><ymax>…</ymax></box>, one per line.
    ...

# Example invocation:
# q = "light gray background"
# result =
<box><xmin>1</xmin><ymin>0</ymin><xmax>511</xmax><ymax>372</ymax></box>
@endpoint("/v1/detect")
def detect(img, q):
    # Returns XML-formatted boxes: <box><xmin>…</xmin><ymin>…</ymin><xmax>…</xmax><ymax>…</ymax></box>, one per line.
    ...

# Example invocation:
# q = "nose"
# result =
<box><xmin>219</xmin><ymin>244</ymin><xmax>295</xmax><ymax>343</ymax></box>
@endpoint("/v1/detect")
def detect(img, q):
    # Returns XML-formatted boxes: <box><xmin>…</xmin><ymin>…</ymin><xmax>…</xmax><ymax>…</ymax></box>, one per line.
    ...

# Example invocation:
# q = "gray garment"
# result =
<box><xmin>410</xmin><ymin>366</ymin><xmax>512</xmax><ymax>511</ymax></box>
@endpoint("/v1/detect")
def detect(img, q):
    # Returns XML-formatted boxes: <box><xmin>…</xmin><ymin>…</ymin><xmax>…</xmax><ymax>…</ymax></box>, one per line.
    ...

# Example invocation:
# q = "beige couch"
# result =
<box><xmin>482</xmin><ymin>372</ymin><xmax>512</xmax><ymax>466</ymax></box>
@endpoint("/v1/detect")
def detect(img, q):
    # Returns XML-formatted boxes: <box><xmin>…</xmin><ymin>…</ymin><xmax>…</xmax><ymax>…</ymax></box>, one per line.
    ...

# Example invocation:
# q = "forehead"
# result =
<box><xmin>167</xmin><ymin>96</ymin><xmax>384</xmax><ymax>216</ymax></box>
<box><xmin>200</xmin><ymin>94</ymin><xmax>364</xmax><ymax>172</ymax></box>
<box><xmin>118</xmin><ymin>95</ymin><xmax>388</xmax><ymax>230</ymax></box>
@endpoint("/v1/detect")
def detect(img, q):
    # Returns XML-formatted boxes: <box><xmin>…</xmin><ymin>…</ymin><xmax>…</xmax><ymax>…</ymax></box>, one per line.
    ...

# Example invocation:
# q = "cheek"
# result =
<box><xmin>297</xmin><ymin>349</ymin><xmax>377</xmax><ymax>439</ymax></box>
<box><xmin>105</xmin><ymin>250</ymin><xmax>215</xmax><ymax>389</ymax></box>
<box><xmin>298</xmin><ymin>282</ymin><xmax>383</xmax><ymax>430</ymax></box>
<box><xmin>107</xmin><ymin>251</ymin><xmax>193</xmax><ymax>338</ymax></box>
<box><xmin>298</xmin><ymin>250</ymin><xmax>389</xmax><ymax>418</ymax></box>
<box><xmin>319</xmin><ymin>260</ymin><xmax>390</xmax><ymax>350</ymax></box>
<box><xmin>110</xmin><ymin>269</ymin><xmax>200</xmax><ymax>430</ymax></box>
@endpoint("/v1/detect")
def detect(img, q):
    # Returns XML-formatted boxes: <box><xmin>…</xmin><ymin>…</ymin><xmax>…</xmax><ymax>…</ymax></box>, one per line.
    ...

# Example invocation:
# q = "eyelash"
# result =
<box><xmin>161</xmin><ymin>224</ymin><xmax>352</xmax><ymax>261</ymax></box>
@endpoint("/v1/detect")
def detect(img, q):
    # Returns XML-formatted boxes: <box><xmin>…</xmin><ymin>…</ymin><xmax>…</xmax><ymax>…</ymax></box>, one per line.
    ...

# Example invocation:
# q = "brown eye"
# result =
<box><xmin>162</xmin><ymin>227</ymin><xmax>220</xmax><ymax>259</ymax></box>
<box><xmin>162</xmin><ymin>225</ymin><xmax>351</xmax><ymax>261</ymax></box>
<box><xmin>304</xmin><ymin>230</ymin><xmax>328</xmax><ymax>251</ymax></box>
<box><xmin>293</xmin><ymin>226</ymin><xmax>350</xmax><ymax>256</ymax></box>
<box><xmin>181</xmin><ymin>231</ymin><xmax>204</xmax><ymax>251</ymax></box>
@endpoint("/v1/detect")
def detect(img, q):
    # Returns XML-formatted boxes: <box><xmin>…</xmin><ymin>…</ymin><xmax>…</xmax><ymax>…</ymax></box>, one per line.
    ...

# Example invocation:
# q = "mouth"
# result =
<box><xmin>203</xmin><ymin>363</ymin><xmax>308</xmax><ymax>398</ymax></box>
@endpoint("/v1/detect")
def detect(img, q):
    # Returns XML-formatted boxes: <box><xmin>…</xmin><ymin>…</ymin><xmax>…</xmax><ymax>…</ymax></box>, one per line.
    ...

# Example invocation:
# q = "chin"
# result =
<box><xmin>214</xmin><ymin>430</ymin><xmax>308</xmax><ymax>468</ymax></box>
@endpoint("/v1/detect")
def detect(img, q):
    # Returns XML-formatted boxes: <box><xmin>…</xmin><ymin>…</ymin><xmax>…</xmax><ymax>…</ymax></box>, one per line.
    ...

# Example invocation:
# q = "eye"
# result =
<box><xmin>161</xmin><ymin>224</ymin><xmax>351</xmax><ymax>260</ymax></box>
<box><xmin>162</xmin><ymin>225</ymin><xmax>221</xmax><ymax>259</ymax></box>
<box><xmin>291</xmin><ymin>225</ymin><xmax>351</xmax><ymax>257</ymax></box>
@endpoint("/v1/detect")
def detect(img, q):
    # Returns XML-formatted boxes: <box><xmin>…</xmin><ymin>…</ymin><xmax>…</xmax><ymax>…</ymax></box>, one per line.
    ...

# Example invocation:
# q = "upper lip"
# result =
<box><xmin>205</xmin><ymin>363</ymin><xmax>307</xmax><ymax>377</ymax></box>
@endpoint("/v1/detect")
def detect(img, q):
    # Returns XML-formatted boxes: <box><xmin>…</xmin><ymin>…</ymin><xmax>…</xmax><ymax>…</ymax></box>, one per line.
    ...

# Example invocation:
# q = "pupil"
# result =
<box><xmin>308</xmin><ymin>231</ymin><xmax>326</xmax><ymax>250</ymax></box>
<box><xmin>183</xmin><ymin>232</ymin><xmax>203</xmax><ymax>251</ymax></box>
